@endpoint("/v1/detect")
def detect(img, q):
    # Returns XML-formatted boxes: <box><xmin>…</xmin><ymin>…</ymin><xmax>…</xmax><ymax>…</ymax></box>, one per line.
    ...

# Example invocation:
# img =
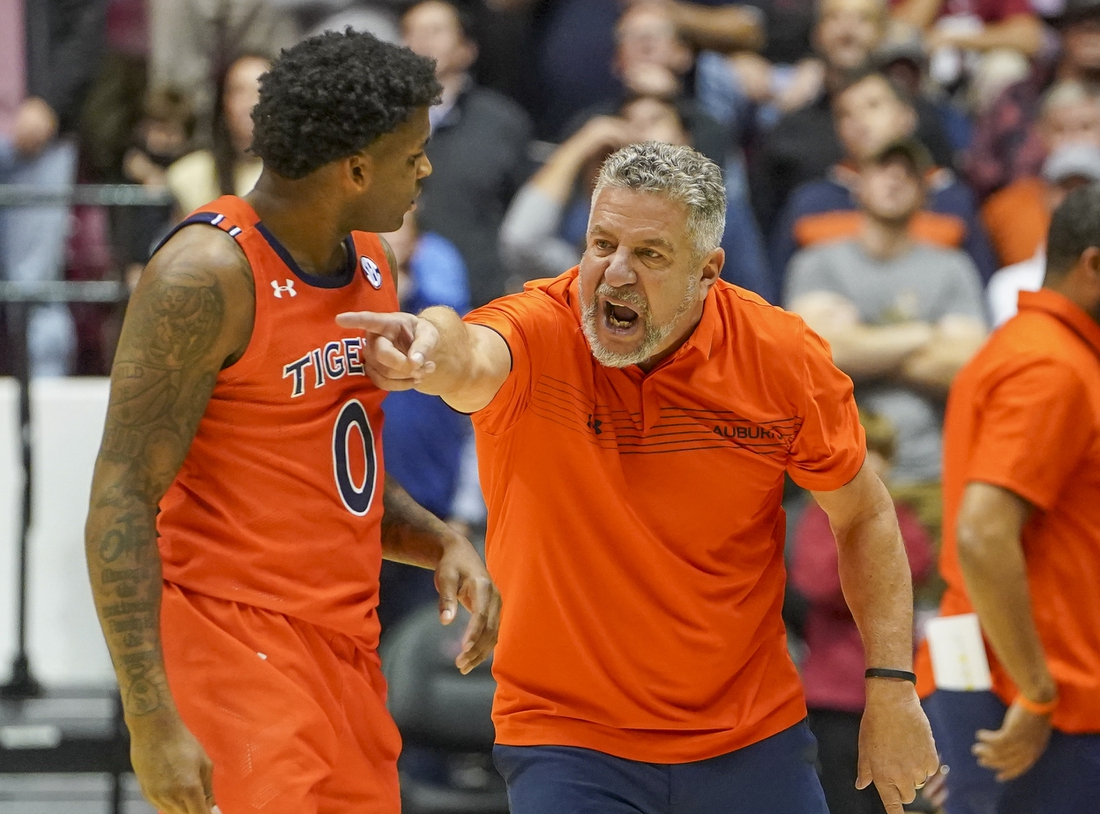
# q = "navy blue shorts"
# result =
<box><xmin>492</xmin><ymin>720</ymin><xmax>829</xmax><ymax>814</ymax></box>
<box><xmin>924</xmin><ymin>690</ymin><xmax>1100</xmax><ymax>814</ymax></box>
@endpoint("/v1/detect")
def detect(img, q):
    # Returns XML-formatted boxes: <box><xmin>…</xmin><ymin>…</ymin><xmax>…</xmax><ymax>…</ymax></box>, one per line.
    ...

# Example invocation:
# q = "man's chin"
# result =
<box><xmin>586</xmin><ymin>333</ymin><xmax>651</xmax><ymax>368</ymax></box>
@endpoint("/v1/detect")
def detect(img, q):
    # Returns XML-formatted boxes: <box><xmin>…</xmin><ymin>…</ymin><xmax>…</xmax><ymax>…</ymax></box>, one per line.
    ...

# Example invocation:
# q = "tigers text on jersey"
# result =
<box><xmin>155</xmin><ymin>196</ymin><xmax>399</xmax><ymax>644</ymax></box>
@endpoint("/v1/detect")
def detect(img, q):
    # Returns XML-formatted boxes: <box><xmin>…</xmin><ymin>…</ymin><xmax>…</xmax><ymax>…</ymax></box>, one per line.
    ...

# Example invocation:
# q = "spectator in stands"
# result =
<box><xmin>499</xmin><ymin>95</ymin><xmax>770</xmax><ymax>296</ymax></box>
<box><xmin>981</xmin><ymin>79</ymin><xmax>1100</xmax><ymax>267</ymax></box>
<box><xmin>770</xmin><ymin>69</ymin><xmax>996</xmax><ymax>294</ymax></box>
<box><xmin>893</xmin><ymin>0</ymin><xmax>1043</xmax><ymax>111</ymax></box>
<box><xmin>606</xmin><ymin>1</ymin><xmax>764</xmax><ymax>144</ymax></box>
<box><xmin>589</xmin><ymin>1</ymin><xmax>729</xmax><ymax>157</ymax></box>
<box><xmin>123</xmin><ymin>89</ymin><xmax>195</xmax><ymax>192</ymax></box>
<box><xmin>553</xmin><ymin>2</ymin><xmax>772</xmax><ymax>296</ymax></box>
<box><xmin>986</xmin><ymin>143</ymin><xmax>1100</xmax><ymax>324</ymax></box>
<box><xmin>515</xmin><ymin>0</ymin><xmax>765</xmax><ymax>139</ymax></box>
<box><xmin>750</xmin><ymin>0</ymin><xmax>954</xmax><ymax>233</ymax></box>
<box><xmin>120</xmin><ymin>88</ymin><xmax>195</xmax><ymax>290</ymax></box>
<box><xmin>791</xmin><ymin>410</ymin><xmax>934</xmax><ymax>814</ymax></box>
<box><xmin>786</xmin><ymin>138</ymin><xmax>987</xmax><ymax>535</ymax></box>
<box><xmin>401</xmin><ymin>0</ymin><xmax>533</xmax><ymax>307</ymax></box>
<box><xmin>875</xmin><ymin>22</ymin><xmax>975</xmax><ymax>153</ymax></box>
<box><xmin>378</xmin><ymin>209</ymin><xmax>476</xmax><ymax>636</ymax></box>
<box><xmin>165</xmin><ymin>54</ymin><xmax>267</xmax><ymax>217</ymax></box>
<box><xmin>967</xmin><ymin>0</ymin><xmax>1100</xmax><ymax>198</ymax></box>
<box><xmin>147</xmin><ymin>0</ymin><xmax>295</xmax><ymax>142</ymax></box>
<box><xmin>0</xmin><ymin>0</ymin><xmax>107</xmax><ymax>377</ymax></box>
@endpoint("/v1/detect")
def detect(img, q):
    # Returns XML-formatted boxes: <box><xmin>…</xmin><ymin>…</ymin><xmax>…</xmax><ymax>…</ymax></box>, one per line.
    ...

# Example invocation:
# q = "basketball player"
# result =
<box><xmin>85</xmin><ymin>31</ymin><xmax>500</xmax><ymax>814</ymax></box>
<box><xmin>340</xmin><ymin>142</ymin><xmax>940</xmax><ymax>814</ymax></box>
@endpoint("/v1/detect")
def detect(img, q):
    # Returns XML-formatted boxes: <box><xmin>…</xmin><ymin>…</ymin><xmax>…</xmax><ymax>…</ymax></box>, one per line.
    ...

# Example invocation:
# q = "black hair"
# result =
<box><xmin>251</xmin><ymin>29</ymin><xmax>442</xmax><ymax>179</ymax></box>
<box><xmin>1045</xmin><ymin>182</ymin><xmax>1100</xmax><ymax>280</ymax></box>
<box><xmin>833</xmin><ymin>67</ymin><xmax>915</xmax><ymax>112</ymax></box>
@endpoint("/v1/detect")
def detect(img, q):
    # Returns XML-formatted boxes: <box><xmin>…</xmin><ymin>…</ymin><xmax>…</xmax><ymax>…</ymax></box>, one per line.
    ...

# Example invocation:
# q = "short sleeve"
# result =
<box><xmin>464</xmin><ymin>289</ymin><xmax>562</xmax><ymax>436</ymax></box>
<box><xmin>787</xmin><ymin>324</ymin><xmax>866</xmax><ymax>490</ymax></box>
<box><xmin>966</xmin><ymin>359</ymin><xmax>1093</xmax><ymax>511</ymax></box>
<box><xmin>783</xmin><ymin>246</ymin><xmax>840</xmax><ymax>307</ymax></box>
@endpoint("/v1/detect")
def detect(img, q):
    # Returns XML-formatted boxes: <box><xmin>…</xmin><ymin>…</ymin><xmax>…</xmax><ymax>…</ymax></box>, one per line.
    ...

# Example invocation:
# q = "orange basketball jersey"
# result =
<box><xmin>156</xmin><ymin>196</ymin><xmax>398</xmax><ymax>646</ymax></box>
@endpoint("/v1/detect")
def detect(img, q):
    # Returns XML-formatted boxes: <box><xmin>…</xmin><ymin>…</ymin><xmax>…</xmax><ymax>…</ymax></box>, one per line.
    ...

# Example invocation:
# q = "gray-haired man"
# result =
<box><xmin>339</xmin><ymin>142</ymin><xmax>938</xmax><ymax>814</ymax></box>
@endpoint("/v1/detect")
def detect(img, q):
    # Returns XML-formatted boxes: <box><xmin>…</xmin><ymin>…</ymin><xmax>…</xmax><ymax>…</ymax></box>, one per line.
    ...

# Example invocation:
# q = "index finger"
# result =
<box><xmin>336</xmin><ymin>310</ymin><xmax>402</xmax><ymax>335</ymax></box>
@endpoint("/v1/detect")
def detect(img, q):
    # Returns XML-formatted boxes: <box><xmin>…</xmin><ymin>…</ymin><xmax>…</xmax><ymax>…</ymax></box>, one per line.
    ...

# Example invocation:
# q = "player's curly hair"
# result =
<box><xmin>251</xmin><ymin>29</ymin><xmax>441</xmax><ymax>179</ymax></box>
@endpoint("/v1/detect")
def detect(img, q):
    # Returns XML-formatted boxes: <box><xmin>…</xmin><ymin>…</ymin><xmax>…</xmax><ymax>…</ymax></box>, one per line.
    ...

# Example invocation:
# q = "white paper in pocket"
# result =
<box><xmin>925</xmin><ymin>613</ymin><xmax>993</xmax><ymax>691</ymax></box>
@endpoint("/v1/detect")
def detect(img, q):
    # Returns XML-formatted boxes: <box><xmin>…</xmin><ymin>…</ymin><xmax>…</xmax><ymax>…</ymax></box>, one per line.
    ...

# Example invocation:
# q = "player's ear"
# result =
<box><xmin>345</xmin><ymin>151</ymin><xmax>375</xmax><ymax>192</ymax></box>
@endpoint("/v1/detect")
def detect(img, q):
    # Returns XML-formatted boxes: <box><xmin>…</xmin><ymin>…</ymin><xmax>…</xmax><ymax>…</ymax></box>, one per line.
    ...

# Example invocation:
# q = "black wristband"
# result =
<box><xmin>865</xmin><ymin>667</ymin><xmax>917</xmax><ymax>684</ymax></box>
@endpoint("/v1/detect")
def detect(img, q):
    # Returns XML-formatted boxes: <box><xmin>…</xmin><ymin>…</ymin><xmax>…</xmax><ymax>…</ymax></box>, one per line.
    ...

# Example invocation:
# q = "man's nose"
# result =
<box><xmin>604</xmin><ymin>246</ymin><xmax>636</xmax><ymax>287</ymax></box>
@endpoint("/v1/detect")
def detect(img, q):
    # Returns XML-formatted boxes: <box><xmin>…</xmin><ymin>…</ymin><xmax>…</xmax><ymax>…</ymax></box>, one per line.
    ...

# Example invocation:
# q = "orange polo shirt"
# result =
<box><xmin>915</xmin><ymin>289</ymin><xmax>1100</xmax><ymax>734</ymax></box>
<box><xmin>466</xmin><ymin>268</ymin><xmax>865</xmax><ymax>763</ymax></box>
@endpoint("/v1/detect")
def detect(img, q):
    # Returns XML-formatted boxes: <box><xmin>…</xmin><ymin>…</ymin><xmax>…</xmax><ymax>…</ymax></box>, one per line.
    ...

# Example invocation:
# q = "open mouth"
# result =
<box><xmin>602</xmin><ymin>299</ymin><xmax>640</xmax><ymax>334</ymax></box>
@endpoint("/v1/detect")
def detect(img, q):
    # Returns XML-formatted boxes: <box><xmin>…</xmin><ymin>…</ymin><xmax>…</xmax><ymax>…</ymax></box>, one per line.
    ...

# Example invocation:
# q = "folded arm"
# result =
<box><xmin>790</xmin><ymin>291</ymin><xmax>934</xmax><ymax>380</ymax></box>
<box><xmin>900</xmin><ymin>314</ymin><xmax>987</xmax><ymax>393</ymax></box>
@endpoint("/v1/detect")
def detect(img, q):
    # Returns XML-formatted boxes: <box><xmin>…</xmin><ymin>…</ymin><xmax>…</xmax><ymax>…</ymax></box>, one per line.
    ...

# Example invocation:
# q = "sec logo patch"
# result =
<box><xmin>360</xmin><ymin>256</ymin><xmax>382</xmax><ymax>289</ymax></box>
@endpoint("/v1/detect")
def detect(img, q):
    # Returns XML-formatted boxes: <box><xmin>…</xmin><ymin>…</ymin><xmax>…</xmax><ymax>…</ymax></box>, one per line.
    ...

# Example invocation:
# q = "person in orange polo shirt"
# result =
<box><xmin>915</xmin><ymin>183</ymin><xmax>1100</xmax><ymax>814</ymax></box>
<box><xmin>339</xmin><ymin>142</ymin><xmax>939</xmax><ymax>814</ymax></box>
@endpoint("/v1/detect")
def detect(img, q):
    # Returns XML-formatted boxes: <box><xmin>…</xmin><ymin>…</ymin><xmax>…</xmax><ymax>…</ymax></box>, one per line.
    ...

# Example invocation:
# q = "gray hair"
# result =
<box><xmin>591</xmin><ymin>142</ymin><xmax>727</xmax><ymax>261</ymax></box>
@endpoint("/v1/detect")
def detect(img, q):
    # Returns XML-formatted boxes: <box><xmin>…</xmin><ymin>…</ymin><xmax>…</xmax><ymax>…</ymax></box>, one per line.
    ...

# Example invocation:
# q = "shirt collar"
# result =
<box><xmin>1018</xmin><ymin>288</ymin><xmax>1100</xmax><ymax>360</ymax></box>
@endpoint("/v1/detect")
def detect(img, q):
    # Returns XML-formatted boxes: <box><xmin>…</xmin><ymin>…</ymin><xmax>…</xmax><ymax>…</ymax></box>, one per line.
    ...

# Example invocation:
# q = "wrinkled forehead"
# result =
<box><xmin>588</xmin><ymin>186</ymin><xmax>693</xmax><ymax>247</ymax></box>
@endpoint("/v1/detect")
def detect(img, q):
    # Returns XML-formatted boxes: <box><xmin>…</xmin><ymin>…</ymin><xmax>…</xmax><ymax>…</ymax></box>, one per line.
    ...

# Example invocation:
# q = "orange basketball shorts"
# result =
<box><xmin>160</xmin><ymin>581</ymin><xmax>402</xmax><ymax>814</ymax></box>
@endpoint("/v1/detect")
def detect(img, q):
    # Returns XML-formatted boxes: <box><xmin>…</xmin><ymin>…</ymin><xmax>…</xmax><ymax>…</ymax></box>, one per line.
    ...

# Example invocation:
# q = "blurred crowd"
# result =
<box><xmin>4</xmin><ymin>0</ymin><xmax>1100</xmax><ymax>811</ymax></box>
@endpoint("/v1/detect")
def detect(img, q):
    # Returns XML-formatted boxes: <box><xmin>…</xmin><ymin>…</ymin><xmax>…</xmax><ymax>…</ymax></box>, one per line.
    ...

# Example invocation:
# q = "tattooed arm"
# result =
<box><xmin>381</xmin><ymin>477</ymin><xmax>501</xmax><ymax>673</ymax></box>
<box><xmin>85</xmin><ymin>226</ymin><xmax>254</xmax><ymax>814</ymax></box>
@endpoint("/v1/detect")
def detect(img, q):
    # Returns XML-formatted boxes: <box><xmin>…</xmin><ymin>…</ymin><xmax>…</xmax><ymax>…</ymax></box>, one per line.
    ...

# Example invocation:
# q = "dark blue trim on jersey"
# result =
<box><xmin>149</xmin><ymin>212</ymin><xmax>240</xmax><ymax>257</ymax></box>
<box><xmin>255</xmin><ymin>222</ymin><xmax>357</xmax><ymax>289</ymax></box>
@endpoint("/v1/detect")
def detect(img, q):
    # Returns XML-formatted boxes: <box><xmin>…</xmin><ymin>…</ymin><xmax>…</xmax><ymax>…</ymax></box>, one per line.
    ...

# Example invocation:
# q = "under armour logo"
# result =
<box><xmin>271</xmin><ymin>279</ymin><xmax>297</xmax><ymax>298</ymax></box>
<box><xmin>586</xmin><ymin>415</ymin><xmax>603</xmax><ymax>435</ymax></box>
<box><xmin>361</xmin><ymin>256</ymin><xmax>382</xmax><ymax>289</ymax></box>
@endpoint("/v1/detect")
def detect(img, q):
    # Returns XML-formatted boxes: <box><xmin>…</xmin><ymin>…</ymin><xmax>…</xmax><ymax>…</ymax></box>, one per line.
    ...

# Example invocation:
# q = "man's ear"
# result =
<box><xmin>700</xmin><ymin>247</ymin><xmax>724</xmax><ymax>295</ymax></box>
<box><xmin>345</xmin><ymin>151</ymin><xmax>375</xmax><ymax>193</ymax></box>
<box><xmin>1081</xmin><ymin>245</ymin><xmax>1100</xmax><ymax>294</ymax></box>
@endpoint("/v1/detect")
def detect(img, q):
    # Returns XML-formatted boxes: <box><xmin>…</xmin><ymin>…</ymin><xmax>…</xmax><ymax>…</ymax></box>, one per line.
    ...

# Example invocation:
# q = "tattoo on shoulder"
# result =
<box><xmin>100</xmin><ymin>266</ymin><xmax>227</xmax><ymax>466</ymax></box>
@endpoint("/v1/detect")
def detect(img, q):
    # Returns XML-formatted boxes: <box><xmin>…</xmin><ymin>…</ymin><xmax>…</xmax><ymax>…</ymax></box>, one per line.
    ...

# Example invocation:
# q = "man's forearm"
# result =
<box><xmin>381</xmin><ymin>476</ymin><xmax>463</xmax><ymax>568</ymax></box>
<box><xmin>416</xmin><ymin>306</ymin><xmax>510</xmax><ymax>413</ymax></box>
<box><xmin>825</xmin><ymin>322</ymin><xmax>933</xmax><ymax>381</ymax></box>
<box><xmin>953</xmin><ymin>16</ymin><xmax>1043</xmax><ymax>57</ymax></box>
<box><xmin>85</xmin><ymin>466</ymin><xmax>175</xmax><ymax>721</ymax></box>
<box><xmin>835</xmin><ymin>495</ymin><xmax>915</xmax><ymax>669</ymax></box>
<box><xmin>671</xmin><ymin>1</ymin><xmax>764</xmax><ymax>51</ymax></box>
<box><xmin>900</xmin><ymin>327</ymin><xmax>985</xmax><ymax>392</ymax></box>
<box><xmin>957</xmin><ymin>485</ymin><xmax>1056</xmax><ymax>701</ymax></box>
